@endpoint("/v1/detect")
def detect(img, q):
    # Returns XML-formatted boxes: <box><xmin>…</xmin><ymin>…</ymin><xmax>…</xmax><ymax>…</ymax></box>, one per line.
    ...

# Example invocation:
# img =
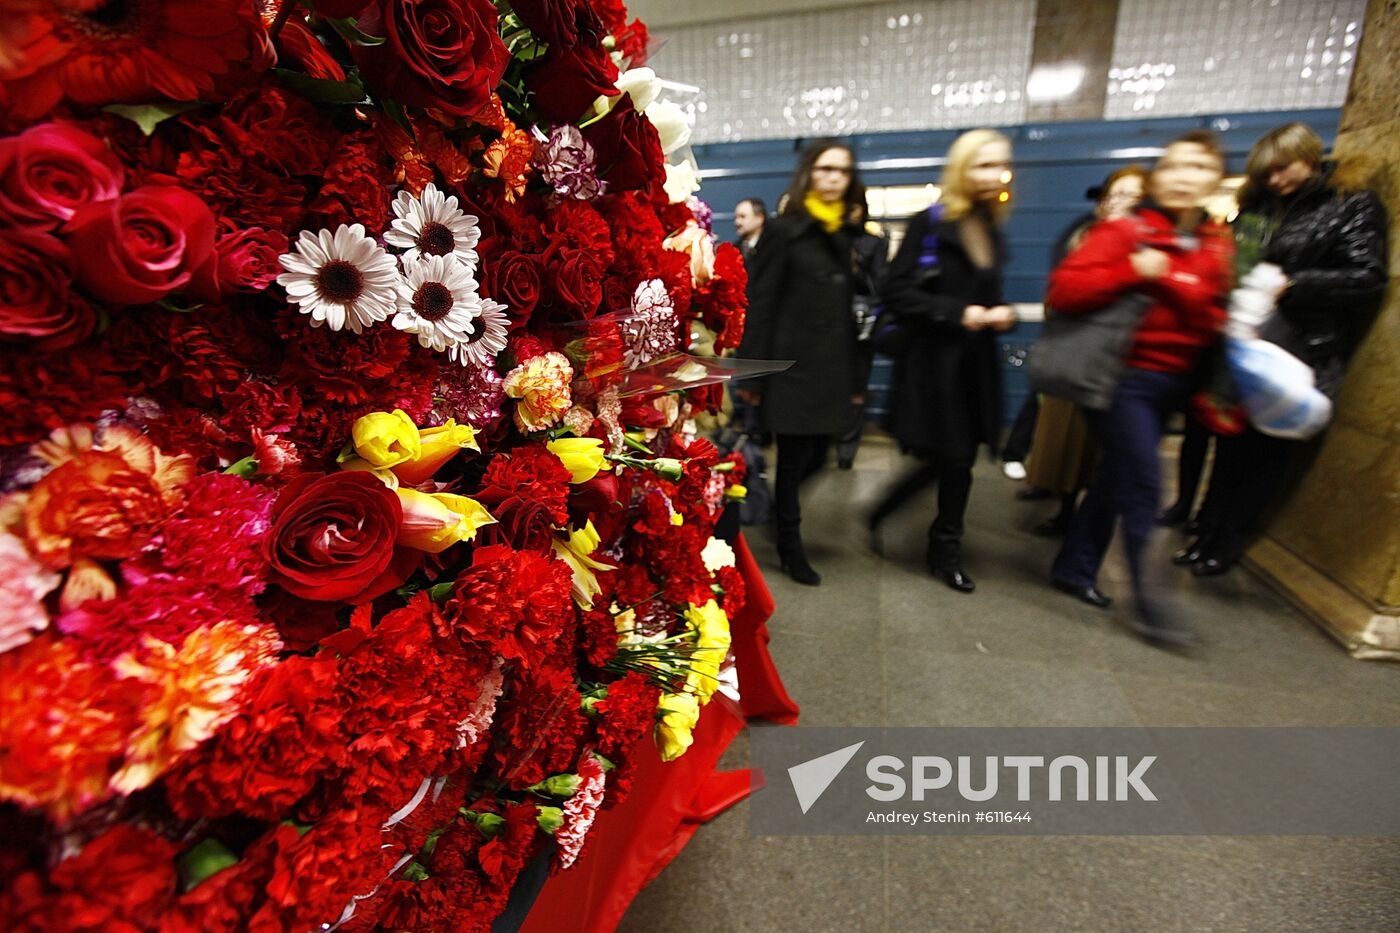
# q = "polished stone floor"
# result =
<box><xmin>620</xmin><ymin>435</ymin><xmax>1400</xmax><ymax>933</ymax></box>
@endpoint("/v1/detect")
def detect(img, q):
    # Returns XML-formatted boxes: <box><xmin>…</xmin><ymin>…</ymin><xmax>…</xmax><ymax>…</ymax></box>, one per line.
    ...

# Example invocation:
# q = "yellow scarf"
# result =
<box><xmin>803</xmin><ymin>193</ymin><xmax>845</xmax><ymax>234</ymax></box>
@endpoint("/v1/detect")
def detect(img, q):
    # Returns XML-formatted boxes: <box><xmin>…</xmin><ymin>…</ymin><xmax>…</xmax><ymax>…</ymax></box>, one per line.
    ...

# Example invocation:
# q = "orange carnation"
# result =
<box><xmin>23</xmin><ymin>425</ymin><xmax>194</xmax><ymax>569</ymax></box>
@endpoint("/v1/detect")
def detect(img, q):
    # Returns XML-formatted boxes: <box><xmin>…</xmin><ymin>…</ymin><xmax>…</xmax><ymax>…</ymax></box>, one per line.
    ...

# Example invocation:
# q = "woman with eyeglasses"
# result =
<box><xmin>866</xmin><ymin>128</ymin><xmax>1016</xmax><ymax>593</ymax></box>
<box><xmin>734</xmin><ymin>139</ymin><xmax>868</xmax><ymax>585</ymax></box>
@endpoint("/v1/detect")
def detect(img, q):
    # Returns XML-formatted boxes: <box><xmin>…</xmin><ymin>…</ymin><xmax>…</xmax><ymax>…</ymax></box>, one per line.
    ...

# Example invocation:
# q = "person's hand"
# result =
<box><xmin>962</xmin><ymin>304</ymin><xmax>988</xmax><ymax>330</ymax></box>
<box><xmin>851</xmin><ymin>393</ymin><xmax>866</xmax><ymax>406</ymax></box>
<box><xmin>1130</xmin><ymin>248</ymin><xmax>1171</xmax><ymax>280</ymax></box>
<box><xmin>983</xmin><ymin>304</ymin><xmax>1017</xmax><ymax>332</ymax></box>
<box><xmin>734</xmin><ymin>388</ymin><xmax>762</xmax><ymax>405</ymax></box>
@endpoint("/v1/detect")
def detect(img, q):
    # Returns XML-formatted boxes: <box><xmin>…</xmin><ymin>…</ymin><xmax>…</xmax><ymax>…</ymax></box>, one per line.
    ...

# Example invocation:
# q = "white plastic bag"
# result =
<box><xmin>1223</xmin><ymin>263</ymin><xmax>1333</xmax><ymax>440</ymax></box>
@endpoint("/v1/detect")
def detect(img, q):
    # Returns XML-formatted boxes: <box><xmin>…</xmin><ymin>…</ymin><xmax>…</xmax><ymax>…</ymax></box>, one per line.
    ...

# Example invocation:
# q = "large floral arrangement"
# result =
<box><xmin>0</xmin><ymin>1</ymin><xmax>753</xmax><ymax>929</ymax></box>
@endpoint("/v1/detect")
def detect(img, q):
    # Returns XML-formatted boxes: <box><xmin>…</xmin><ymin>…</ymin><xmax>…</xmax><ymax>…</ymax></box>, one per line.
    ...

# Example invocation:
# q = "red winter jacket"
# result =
<box><xmin>1045</xmin><ymin>206</ymin><xmax>1234</xmax><ymax>374</ymax></box>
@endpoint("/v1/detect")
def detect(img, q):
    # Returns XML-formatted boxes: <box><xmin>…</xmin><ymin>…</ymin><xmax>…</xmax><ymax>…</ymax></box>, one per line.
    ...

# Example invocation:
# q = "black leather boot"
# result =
<box><xmin>777</xmin><ymin>526</ymin><xmax>821</xmax><ymax>586</ymax></box>
<box><xmin>927</xmin><ymin>540</ymin><xmax>974</xmax><ymax>593</ymax></box>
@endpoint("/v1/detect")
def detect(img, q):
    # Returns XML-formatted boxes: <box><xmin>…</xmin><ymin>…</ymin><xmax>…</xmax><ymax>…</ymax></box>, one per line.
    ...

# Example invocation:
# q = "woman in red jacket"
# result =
<box><xmin>1047</xmin><ymin>131</ymin><xmax>1233</xmax><ymax>645</ymax></box>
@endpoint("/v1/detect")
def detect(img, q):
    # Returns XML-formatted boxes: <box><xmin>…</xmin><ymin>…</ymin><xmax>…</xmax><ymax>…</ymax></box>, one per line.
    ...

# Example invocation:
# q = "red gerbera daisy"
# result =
<box><xmin>0</xmin><ymin>0</ymin><xmax>271</xmax><ymax>121</ymax></box>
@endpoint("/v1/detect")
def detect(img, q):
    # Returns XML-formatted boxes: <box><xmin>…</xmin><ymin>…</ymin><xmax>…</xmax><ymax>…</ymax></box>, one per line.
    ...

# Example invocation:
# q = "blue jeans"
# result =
<box><xmin>1052</xmin><ymin>369</ymin><xmax>1189</xmax><ymax>595</ymax></box>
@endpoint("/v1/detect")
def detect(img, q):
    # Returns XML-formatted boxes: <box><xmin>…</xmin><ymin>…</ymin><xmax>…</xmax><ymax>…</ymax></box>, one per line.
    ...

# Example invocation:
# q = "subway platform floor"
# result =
<box><xmin>619</xmin><ymin>435</ymin><xmax>1400</xmax><ymax>933</ymax></box>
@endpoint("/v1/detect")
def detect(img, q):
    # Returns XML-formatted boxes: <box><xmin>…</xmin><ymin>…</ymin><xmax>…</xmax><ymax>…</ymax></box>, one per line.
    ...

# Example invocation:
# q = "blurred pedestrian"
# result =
<box><xmin>735</xmin><ymin>140</ymin><xmax>868</xmax><ymax>585</ymax></box>
<box><xmin>1180</xmin><ymin>123</ymin><xmax>1388</xmax><ymax>575</ymax></box>
<box><xmin>1047</xmin><ymin>131</ymin><xmax>1234</xmax><ymax>644</ymax></box>
<box><xmin>836</xmin><ymin>211</ymin><xmax>889</xmax><ymax>469</ymax></box>
<box><xmin>866</xmin><ymin>128</ymin><xmax>1016</xmax><ymax>593</ymax></box>
<box><xmin>733</xmin><ymin>197</ymin><xmax>767</xmax><ymax>265</ymax></box>
<box><xmin>1025</xmin><ymin>165</ymin><xmax>1147</xmax><ymax>536</ymax></box>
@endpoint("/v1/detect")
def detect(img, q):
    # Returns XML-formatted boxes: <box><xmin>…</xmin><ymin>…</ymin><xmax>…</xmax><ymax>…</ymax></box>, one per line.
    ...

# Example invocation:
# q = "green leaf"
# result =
<box><xmin>272</xmin><ymin>68</ymin><xmax>372</xmax><ymax>105</ymax></box>
<box><xmin>326</xmin><ymin>16</ymin><xmax>386</xmax><ymax>46</ymax></box>
<box><xmin>103</xmin><ymin>102</ymin><xmax>202</xmax><ymax>136</ymax></box>
<box><xmin>223</xmin><ymin>456</ymin><xmax>259</xmax><ymax>479</ymax></box>
<box><xmin>400</xmin><ymin>860</ymin><xmax>431</xmax><ymax>882</ymax></box>
<box><xmin>178</xmin><ymin>839</ymin><xmax>238</xmax><ymax>892</ymax></box>
<box><xmin>157</xmin><ymin>297</ymin><xmax>204</xmax><ymax>314</ymax></box>
<box><xmin>382</xmin><ymin>98</ymin><xmax>416</xmax><ymax>141</ymax></box>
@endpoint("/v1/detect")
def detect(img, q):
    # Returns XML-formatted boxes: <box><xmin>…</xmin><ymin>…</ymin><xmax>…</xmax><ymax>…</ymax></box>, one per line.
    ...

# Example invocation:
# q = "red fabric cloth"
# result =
<box><xmin>1045</xmin><ymin>207</ymin><xmax>1233</xmax><ymax>375</ymax></box>
<box><xmin>520</xmin><ymin>533</ymin><xmax>797</xmax><ymax>932</ymax></box>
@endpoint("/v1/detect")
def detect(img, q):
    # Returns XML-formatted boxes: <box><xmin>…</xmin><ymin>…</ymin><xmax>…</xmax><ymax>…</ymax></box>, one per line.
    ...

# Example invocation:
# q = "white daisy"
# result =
<box><xmin>277</xmin><ymin>224</ymin><xmax>401</xmax><ymax>333</ymax></box>
<box><xmin>385</xmin><ymin>182</ymin><xmax>482</xmax><ymax>269</ymax></box>
<box><xmin>448</xmin><ymin>296</ymin><xmax>510</xmax><ymax>370</ymax></box>
<box><xmin>393</xmin><ymin>254</ymin><xmax>483</xmax><ymax>353</ymax></box>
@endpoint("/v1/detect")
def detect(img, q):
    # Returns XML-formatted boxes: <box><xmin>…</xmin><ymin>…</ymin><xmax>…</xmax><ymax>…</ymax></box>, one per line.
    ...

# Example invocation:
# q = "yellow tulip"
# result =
<box><xmin>552</xmin><ymin>521</ymin><xmax>615</xmax><ymax>610</ymax></box>
<box><xmin>349</xmin><ymin>409</ymin><xmax>421</xmax><ymax>468</ymax></box>
<box><xmin>546</xmin><ymin>436</ymin><xmax>608</xmax><ymax>484</ymax></box>
<box><xmin>392</xmin><ymin>419</ymin><xmax>479</xmax><ymax>485</ymax></box>
<box><xmin>656</xmin><ymin>691</ymin><xmax>701</xmax><ymax>762</ymax></box>
<box><xmin>395</xmin><ymin>489</ymin><xmax>496</xmax><ymax>553</ymax></box>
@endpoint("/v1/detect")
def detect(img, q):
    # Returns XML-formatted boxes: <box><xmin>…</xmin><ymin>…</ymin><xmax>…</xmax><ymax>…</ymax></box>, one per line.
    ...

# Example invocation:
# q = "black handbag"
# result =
<box><xmin>1027</xmin><ymin>293</ymin><xmax>1152</xmax><ymax>411</ymax></box>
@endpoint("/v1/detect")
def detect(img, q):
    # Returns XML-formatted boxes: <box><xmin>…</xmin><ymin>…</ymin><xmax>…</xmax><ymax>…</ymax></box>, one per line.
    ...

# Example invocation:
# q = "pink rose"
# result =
<box><xmin>216</xmin><ymin>227</ymin><xmax>289</xmax><ymax>293</ymax></box>
<box><xmin>63</xmin><ymin>186</ymin><xmax>217</xmax><ymax>306</ymax></box>
<box><xmin>0</xmin><ymin>123</ymin><xmax>125</xmax><ymax>230</ymax></box>
<box><xmin>0</xmin><ymin>228</ymin><xmax>97</xmax><ymax>350</ymax></box>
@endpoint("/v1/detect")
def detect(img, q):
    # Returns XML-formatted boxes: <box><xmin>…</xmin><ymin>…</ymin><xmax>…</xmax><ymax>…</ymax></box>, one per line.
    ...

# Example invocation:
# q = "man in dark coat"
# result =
<box><xmin>733</xmin><ymin>197</ymin><xmax>767</xmax><ymax>265</ymax></box>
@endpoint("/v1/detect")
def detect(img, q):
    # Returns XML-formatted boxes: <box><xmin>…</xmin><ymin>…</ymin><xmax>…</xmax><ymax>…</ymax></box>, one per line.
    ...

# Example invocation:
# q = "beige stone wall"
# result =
<box><xmin>1260</xmin><ymin>0</ymin><xmax>1400</xmax><ymax>629</ymax></box>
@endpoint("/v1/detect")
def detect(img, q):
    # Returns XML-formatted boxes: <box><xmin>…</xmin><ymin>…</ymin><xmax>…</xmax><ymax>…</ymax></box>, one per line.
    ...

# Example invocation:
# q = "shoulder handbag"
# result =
<box><xmin>1027</xmin><ymin>292</ymin><xmax>1152</xmax><ymax>411</ymax></box>
<box><xmin>870</xmin><ymin>203</ymin><xmax>944</xmax><ymax>356</ymax></box>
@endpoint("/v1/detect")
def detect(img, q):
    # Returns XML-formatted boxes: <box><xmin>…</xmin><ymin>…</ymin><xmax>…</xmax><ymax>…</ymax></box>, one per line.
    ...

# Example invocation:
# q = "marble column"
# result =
<box><xmin>1024</xmin><ymin>0</ymin><xmax>1122</xmax><ymax>123</ymax></box>
<box><xmin>1248</xmin><ymin>0</ymin><xmax>1400</xmax><ymax>660</ymax></box>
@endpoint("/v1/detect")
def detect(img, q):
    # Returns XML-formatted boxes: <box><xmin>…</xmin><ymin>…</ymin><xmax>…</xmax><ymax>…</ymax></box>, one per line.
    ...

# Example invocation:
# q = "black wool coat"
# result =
<box><xmin>736</xmin><ymin>213</ymin><xmax>861</xmax><ymax>435</ymax></box>
<box><xmin>881</xmin><ymin>207</ymin><xmax>1006</xmax><ymax>459</ymax></box>
<box><xmin>1241</xmin><ymin>161</ymin><xmax>1389</xmax><ymax>398</ymax></box>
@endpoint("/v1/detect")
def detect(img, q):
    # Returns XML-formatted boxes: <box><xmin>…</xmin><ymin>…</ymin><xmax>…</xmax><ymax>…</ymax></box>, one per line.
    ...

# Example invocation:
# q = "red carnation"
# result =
<box><xmin>353</xmin><ymin>0</ymin><xmax>510</xmax><ymax>117</ymax></box>
<box><xmin>0</xmin><ymin>122</ymin><xmax>125</xmax><ymax>229</ymax></box>
<box><xmin>63</xmin><ymin>185</ymin><xmax>217</xmax><ymax>306</ymax></box>
<box><xmin>265</xmin><ymin>471</ymin><xmax>405</xmax><ymax>603</ymax></box>
<box><xmin>441</xmin><ymin>544</ymin><xmax>573</xmax><ymax>669</ymax></box>
<box><xmin>475</xmin><ymin>445</ymin><xmax>573</xmax><ymax>525</ymax></box>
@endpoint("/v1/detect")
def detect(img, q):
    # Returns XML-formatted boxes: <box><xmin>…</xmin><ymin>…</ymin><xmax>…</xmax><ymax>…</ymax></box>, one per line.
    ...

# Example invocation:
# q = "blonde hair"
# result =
<box><xmin>938</xmin><ymin>129</ymin><xmax>1012</xmax><ymax>223</ymax></box>
<box><xmin>1246</xmin><ymin>122</ymin><xmax>1324</xmax><ymax>182</ymax></box>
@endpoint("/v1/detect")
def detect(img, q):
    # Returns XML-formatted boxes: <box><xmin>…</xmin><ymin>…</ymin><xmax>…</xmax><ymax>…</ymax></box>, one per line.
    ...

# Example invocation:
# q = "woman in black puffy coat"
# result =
<box><xmin>1180</xmin><ymin>123</ymin><xmax>1389</xmax><ymax>575</ymax></box>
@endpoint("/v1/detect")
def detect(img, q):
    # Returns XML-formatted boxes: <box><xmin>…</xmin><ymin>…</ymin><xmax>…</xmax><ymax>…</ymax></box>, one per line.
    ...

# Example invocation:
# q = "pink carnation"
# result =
<box><xmin>622</xmin><ymin>279</ymin><xmax>678</xmax><ymax>367</ymax></box>
<box><xmin>557</xmin><ymin>752</ymin><xmax>607</xmax><ymax>868</ymax></box>
<box><xmin>0</xmin><ymin>531</ymin><xmax>59</xmax><ymax>654</ymax></box>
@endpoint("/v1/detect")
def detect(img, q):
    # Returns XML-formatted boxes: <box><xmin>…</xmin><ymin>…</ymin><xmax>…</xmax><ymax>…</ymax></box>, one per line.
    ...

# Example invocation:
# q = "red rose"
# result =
<box><xmin>527</xmin><ymin>44</ymin><xmax>619</xmax><ymax>123</ymax></box>
<box><xmin>62</xmin><ymin>185</ymin><xmax>217</xmax><ymax>306</ymax></box>
<box><xmin>476</xmin><ymin>495</ymin><xmax>556</xmax><ymax>552</ymax></box>
<box><xmin>544</xmin><ymin>243</ymin><xmax>604</xmax><ymax>318</ymax></box>
<box><xmin>479</xmin><ymin>246</ymin><xmax>543</xmax><ymax>328</ymax></box>
<box><xmin>511</xmin><ymin>0</ymin><xmax>603</xmax><ymax>47</ymax></box>
<box><xmin>582</xmin><ymin>97</ymin><xmax>666</xmax><ymax>196</ymax></box>
<box><xmin>0</xmin><ymin>122</ymin><xmax>125</xmax><ymax>230</ymax></box>
<box><xmin>265</xmin><ymin>471</ymin><xmax>405</xmax><ymax>603</ymax></box>
<box><xmin>0</xmin><ymin>229</ymin><xmax>96</xmax><ymax>350</ymax></box>
<box><xmin>353</xmin><ymin>0</ymin><xmax>511</xmax><ymax>117</ymax></box>
<box><xmin>216</xmin><ymin>227</ymin><xmax>289</xmax><ymax>293</ymax></box>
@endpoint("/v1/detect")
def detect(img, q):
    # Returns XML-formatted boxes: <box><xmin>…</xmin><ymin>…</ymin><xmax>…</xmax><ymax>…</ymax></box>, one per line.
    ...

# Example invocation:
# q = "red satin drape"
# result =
<box><xmin>520</xmin><ymin>534</ymin><xmax>797</xmax><ymax>933</ymax></box>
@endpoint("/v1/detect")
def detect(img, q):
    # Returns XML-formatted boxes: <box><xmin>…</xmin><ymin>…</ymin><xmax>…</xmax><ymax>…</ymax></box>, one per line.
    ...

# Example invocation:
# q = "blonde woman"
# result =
<box><xmin>866</xmin><ymin>128</ymin><xmax>1015</xmax><ymax>593</ymax></box>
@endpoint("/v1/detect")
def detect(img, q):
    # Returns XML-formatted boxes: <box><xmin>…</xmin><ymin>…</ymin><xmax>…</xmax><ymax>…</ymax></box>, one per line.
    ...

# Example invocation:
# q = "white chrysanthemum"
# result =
<box><xmin>392</xmin><ymin>255</ymin><xmax>483</xmax><ymax>353</ymax></box>
<box><xmin>385</xmin><ymin>182</ymin><xmax>482</xmax><ymax>269</ymax></box>
<box><xmin>277</xmin><ymin>224</ymin><xmax>401</xmax><ymax>333</ymax></box>
<box><xmin>448</xmin><ymin>296</ymin><xmax>510</xmax><ymax>369</ymax></box>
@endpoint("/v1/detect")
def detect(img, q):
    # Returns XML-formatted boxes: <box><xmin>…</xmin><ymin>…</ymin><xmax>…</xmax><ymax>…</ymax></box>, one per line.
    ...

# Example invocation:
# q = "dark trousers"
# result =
<box><xmin>1052</xmin><ymin>369</ymin><xmax>1189</xmax><ymax>595</ymax></box>
<box><xmin>1195</xmin><ymin>427</ymin><xmax>1296</xmax><ymax>561</ymax></box>
<box><xmin>774</xmin><ymin>433</ymin><xmax>830</xmax><ymax>535</ymax></box>
<box><xmin>1002</xmin><ymin>393</ymin><xmax>1039</xmax><ymax>463</ymax></box>
<box><xmin>869</xmin><ymin>452</ymin><xmax>975</xmax><ymax>563</ymax></box>
<box><xmin>1171</xmin><ymin>416</ymin><xmax>1212</xmax><ymax>512</ymax></box>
